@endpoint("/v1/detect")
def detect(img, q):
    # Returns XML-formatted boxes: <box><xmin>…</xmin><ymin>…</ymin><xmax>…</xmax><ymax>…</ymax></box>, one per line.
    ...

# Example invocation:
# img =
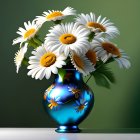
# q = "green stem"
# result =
<box><xmin>85</xmin><ymin>64</ymin><xmax>102</xmax><ymax>84</ymax></box>
<box><xmin>28</xmin><ymin>39</ymin><xmax>38</xmax><ymax>49</ymax></box>
<box><xmin>33</xmin><ymin>36</ymin><xmax>43</xmax><ymax>46</ymax></box>
<box><xmin>86</xmin><ymin>75</ymin><xmax>92</xmax><ymax>84</ymax></box>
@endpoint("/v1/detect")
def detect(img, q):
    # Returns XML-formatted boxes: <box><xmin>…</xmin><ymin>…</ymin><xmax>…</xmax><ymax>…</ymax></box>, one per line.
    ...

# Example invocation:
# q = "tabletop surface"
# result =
<box><xmin>0</xmin><ymin>128</ymin><xmax>140</xmax><ymax>140</ymax></box>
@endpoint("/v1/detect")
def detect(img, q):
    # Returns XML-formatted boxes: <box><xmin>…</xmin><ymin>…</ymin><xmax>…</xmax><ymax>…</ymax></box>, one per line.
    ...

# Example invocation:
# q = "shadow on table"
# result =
<box><xmin>80</xmin><ymin>129</ymin><xmax>140</xmax><ymax>133</ymax></box>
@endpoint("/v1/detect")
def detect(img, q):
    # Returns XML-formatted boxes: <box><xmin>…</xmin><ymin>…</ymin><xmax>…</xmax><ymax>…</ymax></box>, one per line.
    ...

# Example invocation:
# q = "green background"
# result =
<box><xmin>0</xmin><ymin>0</ymin><xmax>140</xmax><ymax>131</ymax></box>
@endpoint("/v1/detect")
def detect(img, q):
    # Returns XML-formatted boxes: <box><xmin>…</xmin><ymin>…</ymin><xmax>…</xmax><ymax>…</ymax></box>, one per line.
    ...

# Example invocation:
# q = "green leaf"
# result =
<box><xmin>93</xmin><ymin>72</ymin><xmax>110</xmax><ymax>88</ymax></box>
<box><xmin>91</xmin><ymin>64</ymin><xmax>116</xmax><ymax>88</ymax></box>
<box><xmin>96</xmin><ymin>65</ymin><xmax>116</xmax><ymax>83</ymax></box>
<box><xmin>58</xmin><ymin>68</ymin><xmax>66</xmax><ymax>81</ymax></box>
<box><xmin>105</xmin><ymin>57</ymin><xmax>115</xmax><ymax>64</ymax></box>
<box><xmin>95</xmin><ymin>60</ymin><xmax>104</xmax><ymax>68</ymax></box>
<box><xmin>88</xmin><ymin>32</ymin><xmax>95</xmax><ymax>42</ymax></box>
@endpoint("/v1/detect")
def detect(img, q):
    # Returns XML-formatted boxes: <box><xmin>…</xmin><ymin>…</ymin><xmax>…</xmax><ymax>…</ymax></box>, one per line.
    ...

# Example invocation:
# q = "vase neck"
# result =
<box><xmin>55</xmin><ymin>69</ymin><xmax>83</xmax><ymax>84</ymax></box>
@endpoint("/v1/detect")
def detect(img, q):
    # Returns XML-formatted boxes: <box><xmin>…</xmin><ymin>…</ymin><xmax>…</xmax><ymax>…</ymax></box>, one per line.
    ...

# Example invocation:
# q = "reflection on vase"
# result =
<box><xmin>43</xmin><ymin>69</ymin><xmax>94</xmax><ymax>133</ymax></box>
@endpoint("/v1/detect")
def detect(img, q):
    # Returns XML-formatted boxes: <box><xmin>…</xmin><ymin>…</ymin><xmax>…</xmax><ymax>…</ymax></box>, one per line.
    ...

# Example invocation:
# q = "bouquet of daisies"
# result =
<box><xmin>13</xmin><ymin>7</ymin><xmax>131</xmax><ymax>88</ymax></box>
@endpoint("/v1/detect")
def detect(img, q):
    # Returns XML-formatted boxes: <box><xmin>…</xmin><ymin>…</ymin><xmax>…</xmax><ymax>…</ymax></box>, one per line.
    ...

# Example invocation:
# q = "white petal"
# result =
<box><xmin>24</xmin><ymin>22</ymin><xmax>29</xmax><ymax>30</ymax></box>
<box><xmin>50</xmin><ymin>66</ymin><xmax>58</xmax><ymax>74</ymax></box>
<box><xmin>45</xmin><ymin>68</ymin><xmax>51</xmax><ymax>79</ymax></box>
<box><xmin>13</xmin><ymin>37</ymin><xmax>23</xmax><ymax>45</ymax></box>
<box><xmin>35</xmin><ymin>67</ymin><xmax>45</xmax><ymax>80</ymax></box>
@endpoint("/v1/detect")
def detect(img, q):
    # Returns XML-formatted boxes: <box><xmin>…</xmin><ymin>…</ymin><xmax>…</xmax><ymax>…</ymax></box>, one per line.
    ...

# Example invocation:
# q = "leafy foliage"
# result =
<box><xmin>22</xmin><ymin>57</ymin><xmax>29</xmax><ymax>66</ymax></box>
<box><xmin>88</xmin><ymin>32</ymin><xmax>95</xmax><ymax>42</ymax></box>
<box><xmin>58</xmin><ymin>68</ymin><xmax>66</xmax><ymax>81</ymax></box>
<box><xmin>91</xmin><ymin>64</ymin><xmax>116</xmax><ymax>88</ymax></box>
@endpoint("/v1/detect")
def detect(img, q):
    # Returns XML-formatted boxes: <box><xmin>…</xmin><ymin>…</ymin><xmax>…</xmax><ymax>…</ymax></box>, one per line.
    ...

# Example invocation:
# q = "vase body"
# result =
<box><xmin>43</xmin><ymin>69</ymin><xmax>94</xmax><ymax>133</ymax></box>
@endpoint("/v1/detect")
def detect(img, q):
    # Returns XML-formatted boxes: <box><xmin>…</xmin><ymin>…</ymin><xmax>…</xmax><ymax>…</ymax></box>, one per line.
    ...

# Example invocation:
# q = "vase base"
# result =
<box><xmin>55</xmin><ymin>125</ymin><xmax>81</xmax><ymax>133</ymax></box>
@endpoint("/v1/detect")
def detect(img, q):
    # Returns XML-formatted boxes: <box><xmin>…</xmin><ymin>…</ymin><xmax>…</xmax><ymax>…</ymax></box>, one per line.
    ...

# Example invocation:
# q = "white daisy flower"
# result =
<box><xmin>114</xmin><ymin>49</ymin><xmax>131</xmax><ymax>69</ymax></box>
<box><xmin>27</xmin><ymin>45</ymin><xmax>66</xmax><ymax>80</ymax></box>
<box><xmin>13</xmin><ymin>21</ymin><xmax>40</xmax><ymax>46</ymax></box>
<box><xmin>75</xmin><ymin>13</ymin><xmax>119</xmax><ymax>39</ymax></box>
<box><xmin>34</xmin><ymin>7</ymin><xmax>76</xmax><ymax>25</ymax></box>
<box><xmin>14</xmin><ymin>43</ymin><xmax>28</xmax><ymax>73</ymax></box>
<box><xmin>91</xmin><ymin>38</ymin><xmax>111</xmax><ymax>62</ymax></box>
<box><xmin>86</xmin><ymin>47</ymin><xmax>98</xmax><ymax>66</ymax></box>
<box><xmin>70</xmin><ymin>51</ymin><xmax>95</xmax><ymax>76</ymax></box>
<box><xmin>45</xmin><ymin>22</ymin><xmax>90</xmax><ymax>56</ymax></box>
<box><xmin>91</xmin><ymin>38</ymin><xmax>131</xmax><ymax>69</ymax></box>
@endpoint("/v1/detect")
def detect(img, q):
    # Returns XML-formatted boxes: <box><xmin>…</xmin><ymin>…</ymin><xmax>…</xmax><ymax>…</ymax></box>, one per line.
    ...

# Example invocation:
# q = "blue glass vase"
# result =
<box><xmin>43</xmin><ymin>69</ymin><xmax>94</xmax><ymax>133</ymax></box>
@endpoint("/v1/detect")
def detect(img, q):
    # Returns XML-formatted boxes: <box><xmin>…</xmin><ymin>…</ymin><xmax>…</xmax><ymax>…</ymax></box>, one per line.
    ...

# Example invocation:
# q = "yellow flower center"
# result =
<box><xmin>102</xmin><ymin>42</ymin><xmax>121</xmax><ymax>57</ymax></box>
<box><xmin>40</xmin><ymin>52</ymin><xmax>56</xmax><ymax>67</ymax></box>
<box><xmin>46</xmin><ymin>11</ymin><xmax>64</xmax><ymax>20</ymax></box>
<box><xmin>86</xmin><ymin>50</ymin><xmax>97</xmax><ymax>65</ymax></box>
<box><xmin>24</xmin><ymin>28</ymin><xmax>36</xmax><ymax>39</ymax></box>
<box><xmin>48</xmin><ymin>100</ymin><xmax>58</xmax><ymax>109</ymax></box>
<box><xmin>87</xmin><ymin>22</ymin><xmax>106</xmax><ymax>32</ymax></box>
<box><xmin>73</xmin><ymin>53</ymin><xmax>84</xmax><ymax>70</ymax></box>
<box><xmin>59</xmin><ymin>34</ymin><xmax>77</xmax><ymax>44</ymax></box>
